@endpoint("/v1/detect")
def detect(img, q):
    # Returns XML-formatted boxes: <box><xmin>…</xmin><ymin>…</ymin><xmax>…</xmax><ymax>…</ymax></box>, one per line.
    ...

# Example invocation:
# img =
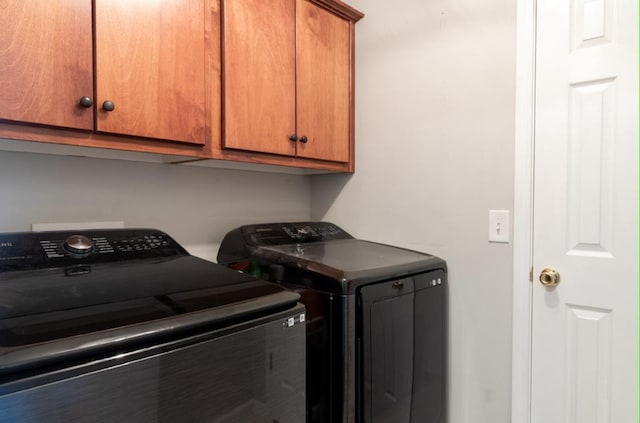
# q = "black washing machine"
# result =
<box><xmin>218</xmin><ymin>222</ymin><xmax>447</xmax><ymax>423</ymax></box>
<box><xmin>0</xmin><ymin>228</ymin><xmax>306</xmax><ymax>422</ymax></box>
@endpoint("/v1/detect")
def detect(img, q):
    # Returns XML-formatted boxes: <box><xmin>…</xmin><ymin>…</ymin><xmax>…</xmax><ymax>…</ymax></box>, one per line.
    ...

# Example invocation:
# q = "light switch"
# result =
<box><xmin>488</xmin><ymin>210</ymin><xmax>510</xmax><ymax>243</ymax></box>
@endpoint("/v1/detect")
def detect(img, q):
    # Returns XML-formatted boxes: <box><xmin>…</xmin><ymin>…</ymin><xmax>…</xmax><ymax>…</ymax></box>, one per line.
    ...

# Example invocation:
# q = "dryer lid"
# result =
<box><xmin>255</xmin><ymin>239</ymin><xmax>446</xmax><ymax>292</ymax></box>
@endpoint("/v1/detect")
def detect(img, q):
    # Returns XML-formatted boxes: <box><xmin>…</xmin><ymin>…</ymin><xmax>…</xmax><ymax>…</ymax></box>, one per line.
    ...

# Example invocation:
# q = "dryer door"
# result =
<box><xmin>359</xmin><ymin>278</ymin><xmax>415</xmax><ymax>423</ymax></box>
<box><xmin>412</xmin><ymin>270</ymin><xmax>446</xmax><ymax>423</ymax></box>
<box><xmin>358</xmin><ymin>270</ymin><xmax>446</xmax><ymax>423</ymax></box>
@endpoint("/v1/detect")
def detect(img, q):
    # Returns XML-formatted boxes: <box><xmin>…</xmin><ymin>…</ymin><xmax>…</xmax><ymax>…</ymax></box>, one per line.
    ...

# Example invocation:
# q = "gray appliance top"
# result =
<box><xmin>255</xmin><ymin>238</ymin><xmax>446</xmax><ymax>293</ymax></box>
<box><xmin>218</xmin><ymin>222</ymin><xmax>447</xmax><ymax>294</ymax></box>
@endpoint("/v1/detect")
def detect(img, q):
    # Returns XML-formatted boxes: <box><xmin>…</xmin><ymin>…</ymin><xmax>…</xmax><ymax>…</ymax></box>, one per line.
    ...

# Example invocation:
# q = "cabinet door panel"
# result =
<box><xmin>95</xmin><ymin>0</ymin><xmax>206</xmax><ymax>144</ymax></box>
<box><xmin>222</xmin><ymin>0</ymin><xmax>296</xmax><ymax>156</ymax></box>
<box><xmin>0</xmin><ymin>0</ymin><xmax>93</xmax><ymax>130</ymax></box>
<box><xmin>296</xmin><ymin>0</ymin><xmax>350</xmax><ymax>163</ymax></box>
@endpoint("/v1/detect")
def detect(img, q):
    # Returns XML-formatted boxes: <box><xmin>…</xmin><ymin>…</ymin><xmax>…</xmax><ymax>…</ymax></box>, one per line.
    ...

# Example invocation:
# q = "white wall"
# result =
<box><xmin>0</xmin><ymin>151</ymin><xmax>311</xmax><ymax>261</ymax></box>
<box><xmin>311</xmin><ymin>0</ymin><xmax>516</xmax><ymax>422</ymax></box>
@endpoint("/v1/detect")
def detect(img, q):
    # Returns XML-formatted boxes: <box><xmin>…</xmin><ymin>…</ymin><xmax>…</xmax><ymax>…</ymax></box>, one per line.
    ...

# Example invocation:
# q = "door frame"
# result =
<box><xmin>512</xmin><ymin>0</ymin><xmax>536</xmax><ymax>422</ymax></box>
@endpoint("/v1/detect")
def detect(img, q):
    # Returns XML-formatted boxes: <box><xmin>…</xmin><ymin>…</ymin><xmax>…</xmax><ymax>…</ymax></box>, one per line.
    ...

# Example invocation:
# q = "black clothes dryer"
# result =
<box><xmin>218</xmin><ymin>222</ymin><xmax>447</xmax><ymax>423</ymax></box>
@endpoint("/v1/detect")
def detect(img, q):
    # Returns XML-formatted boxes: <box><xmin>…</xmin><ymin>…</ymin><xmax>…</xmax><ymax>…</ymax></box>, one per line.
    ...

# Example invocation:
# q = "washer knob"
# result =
<box><xmin>63</xmin><ymin>235</ymin><xmax>94</xmax><ymax>256</ymax></box>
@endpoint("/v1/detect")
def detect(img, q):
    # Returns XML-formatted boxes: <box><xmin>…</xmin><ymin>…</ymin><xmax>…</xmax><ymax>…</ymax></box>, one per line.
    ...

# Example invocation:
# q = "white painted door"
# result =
<box><xmin>531</xmin><ymin>0</ymin><xmax>638</xmax><ymax>421</ymax></box>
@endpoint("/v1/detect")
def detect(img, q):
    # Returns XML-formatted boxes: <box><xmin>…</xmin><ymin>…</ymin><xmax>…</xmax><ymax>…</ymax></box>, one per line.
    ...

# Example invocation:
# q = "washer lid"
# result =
<box><xmin>255</xmin><ymin>239</ymin><xmax>446</xmax><ymax>293</ymax></box>
<box><xmin>0</xmin><ymin>255</ymin><xmax>299</xmax><ymax>375</ymax></box>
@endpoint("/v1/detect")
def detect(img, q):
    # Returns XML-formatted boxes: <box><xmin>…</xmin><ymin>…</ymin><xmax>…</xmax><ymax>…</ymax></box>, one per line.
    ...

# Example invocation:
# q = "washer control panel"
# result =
<box><xmin>0</xmin><ymin>229</ymin><xmax>185</xmax><ymax>271</ymax></box>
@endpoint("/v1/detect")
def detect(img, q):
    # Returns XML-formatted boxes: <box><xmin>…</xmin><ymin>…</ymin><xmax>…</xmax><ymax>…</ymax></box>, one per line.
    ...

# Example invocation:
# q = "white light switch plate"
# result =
<box><xmin>488</xmin><ymin>210</ymin><xmax>510</xmax><ymax>243</ymax></box>
<box><xmin>32</xmin><ymin>221</ymin><xmax>125</xmax><ymax>232</ymax></box>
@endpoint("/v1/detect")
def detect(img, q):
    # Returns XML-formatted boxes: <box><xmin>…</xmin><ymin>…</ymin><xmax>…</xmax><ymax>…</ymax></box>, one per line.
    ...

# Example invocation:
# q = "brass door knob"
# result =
<box><xmin>539</xmin><ymin>268</ymin><xmax>560</xmax><ymax>287</ymax></box>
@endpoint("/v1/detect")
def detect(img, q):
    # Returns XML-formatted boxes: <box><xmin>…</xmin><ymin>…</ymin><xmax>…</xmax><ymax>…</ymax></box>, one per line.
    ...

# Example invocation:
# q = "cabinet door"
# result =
<box><xmin>95</xmin><ymin>0</ymin><xmax>206</xmax><ymax>144</ymax></box>
<box><xmin>296</xmin><ymin>0</ymin><xmax>351</xmax><ymax>163</ymax></box>
<box><xmin>0</xmin><ymin>0</ymin><xmax>93</xmax><ymax>130</ymax></box>
<box><xmin>222</xmin><ymin>0</ymin><xmax>296</xmax><ymax>156</ymax></box>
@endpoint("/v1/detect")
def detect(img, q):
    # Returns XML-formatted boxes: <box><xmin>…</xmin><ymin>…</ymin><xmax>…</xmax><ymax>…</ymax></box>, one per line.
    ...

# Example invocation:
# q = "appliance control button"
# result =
<box><xmin>63</xmin><ymin>235</ymin><xmax>95</xmax><ymax>256</ymax></box>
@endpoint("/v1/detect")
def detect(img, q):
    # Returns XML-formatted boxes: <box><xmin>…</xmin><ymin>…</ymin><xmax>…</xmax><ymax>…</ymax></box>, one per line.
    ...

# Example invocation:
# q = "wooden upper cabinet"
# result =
<box><xmin>222</xmin><ymin>0</ymin><xmax>361</xmax><ymax>164</ymax></box>
<box><xmin>95</xmin><ymin>0</ymin><xmax>206</xmax><ymax>144</ymax></box>
<box><xmin>0</xmin><ymin>0</ymin><xmax>362</xmax><ymax>170</ymax></box>
<box><xmin>222</xmin><ymin>0</ymin><xmax>296</xmax><ymax>156</ymax></box>
<box><xmin>0</xmin><ymin>0</ymin><xmax>93</xmax><ymax>130</ymax></box>
<box><xmin>296</xmin><ymin>0</ymin><xmax>350</xmax><ymax>162</ymax></box>
<box><xmin>0</xmin><ymin>0</ymin><xmax>206</xmax><ymax>145</ymax></box>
